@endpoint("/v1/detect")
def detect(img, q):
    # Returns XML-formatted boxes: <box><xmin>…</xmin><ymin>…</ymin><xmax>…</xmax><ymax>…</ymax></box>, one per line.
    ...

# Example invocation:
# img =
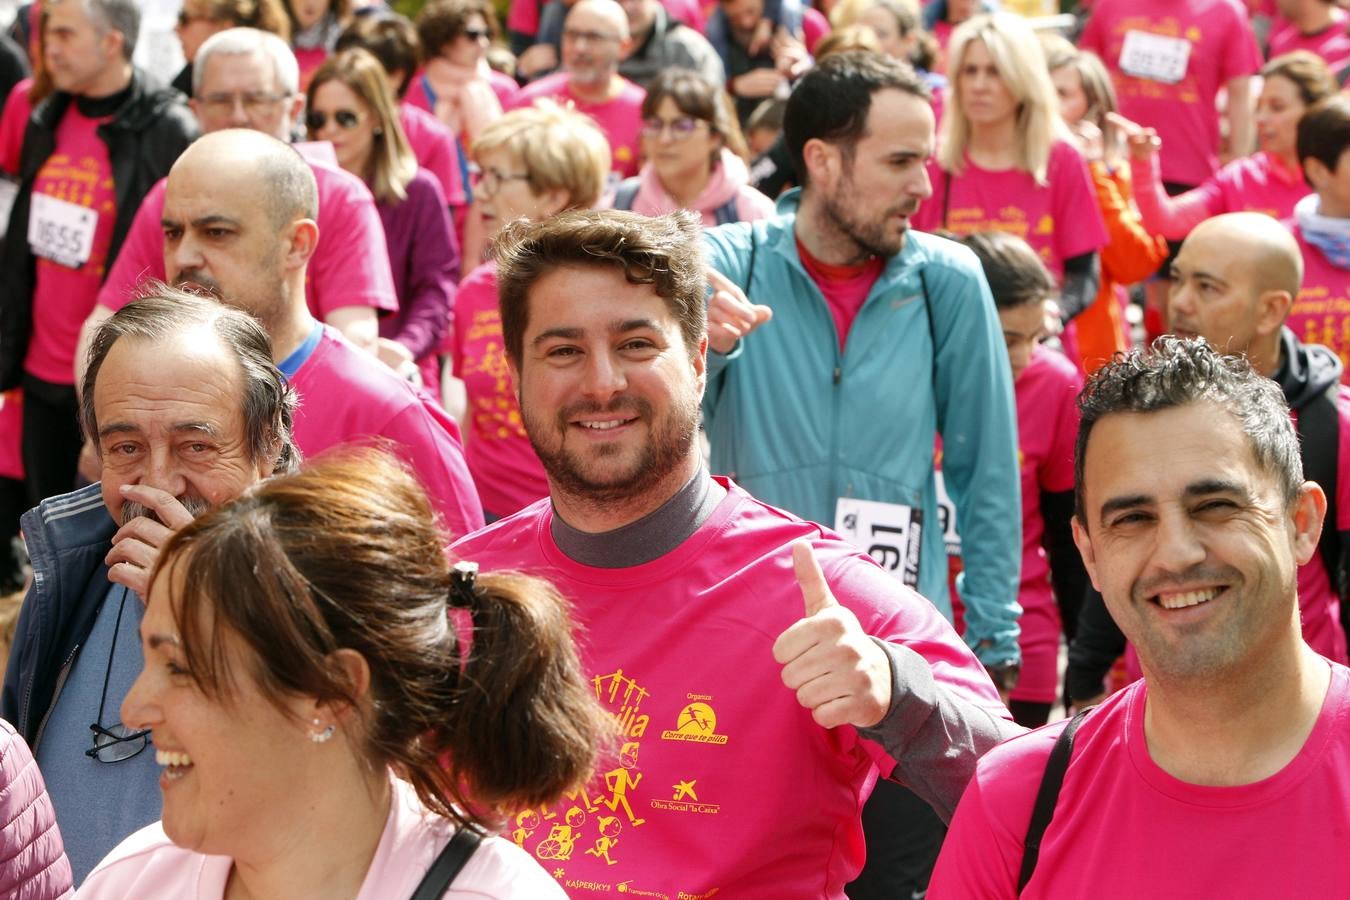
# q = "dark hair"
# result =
<box><xmin>1074</xmin><ymin>336</ymin><xmax>1302</xmax><ymax>526</ymax></box>
<box><xmin>82</xmin><ymin>286</ymin><xmax>300</xmax><ymax>475</ymax></box>
<box><xmin>1262</xmin><ymin>50</ymin><xmax>1335</xmax><ymax>108</ymax></box>
<box><xmin>194</xmin><ymin>0</ymin><xmax>291</xmax><ymax>41</ymax></box>
<box><xmin>336</xmin><ymin>13</ymin><xmax>419</xmax><ymax>96</ymax></box>
<box><xmin>494</xmin><ymin>209</ymin><xmax>706</xmax><ymax>365</ymax></box>
<box><xmin>1297</xmin><ymin>93</ymin><xmax>1350</xmax><ymax>184</ymax></box>
<box><xmin>641</xmin><ymin>67</ymin><xmax>749</xmax><ymax>162</ymax></box>
<box><xmin>960</xmin><ymin>231</ymin><xmax>1055</xmax><ymax>311</ymax></box>
<box><xmin>151</xmin><ymin>451</ymin><xmax>609</xmax><ymax>828</ymax></box>
<box><xmin>282</xmin><ymin>0</ymin><xmax>352</xmax><ymax>33</ymax></box>
<box><xmin>784</xmin><ymin>50</ymin><xmax>931</xmax><ymax>185</ymax></box>
<box><xmin>416</xmin><ymin>0</ymin><xmax>498</xmax><ymax>60</ymax></box>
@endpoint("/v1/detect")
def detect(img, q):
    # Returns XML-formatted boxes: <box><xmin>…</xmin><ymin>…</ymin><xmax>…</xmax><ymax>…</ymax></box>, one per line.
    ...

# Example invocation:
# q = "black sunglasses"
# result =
<box><xmin>86</xmin><ymin>587</ymin><xmax>151</xmax><ymax>764</ymax></box>
<box><xmin>462</xmin><ymin>27</ymin><xmax>490</xmax><ymax>40</ymax></box>
<box><xmin>306</xmin><ymin>109</ymin><xmax>362</xmax><ymax>131</ymax></box>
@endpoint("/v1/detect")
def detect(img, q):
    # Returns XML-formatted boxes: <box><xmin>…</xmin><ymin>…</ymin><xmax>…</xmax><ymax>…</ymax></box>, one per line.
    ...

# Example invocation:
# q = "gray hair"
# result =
<box><xmin>82</xmin><ymin>285</ymin><xmax>300</xmax><ymax>476</ymax></box>
<box><xmin>1075</xmin><ymin>336</ymin><xmax>1302</xmax><ymax>525</ymax></box>
<box><xmin>54</xmin><ymin>0</ymin><xmax>140</xmax><ymax>60</ymax></box>
<box><xmin>194</xmin><ymin>27</ymin><xmax>300</xmax><ymax>96</ymax></box>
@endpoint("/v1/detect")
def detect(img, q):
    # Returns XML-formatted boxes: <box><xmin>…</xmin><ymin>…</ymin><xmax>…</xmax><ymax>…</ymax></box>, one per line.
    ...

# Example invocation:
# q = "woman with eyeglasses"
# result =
<box><xmin>78</xmin><ymin>452</ymin><xmax>605</xmax><ymax>898</ymax></box>
<box><xmin>172</xmin><ymin>0</ymin><xmax>291</xmax><ymax>96</ymax></box>
<box><xmin>307</xmin><ymin>48</ymin><xmax>458</xmax><ymax>391</ymax></box>
<box><xmin>410</xmin><ymin>0</ymin><xmax>516</xmax><ymax>148</ymax></box>
<box><xmin>448</xmin><ymin>101</ymin><xmax>609</xmax><ymax>521</ymax></box>
<box><xmin>611</xmin><ymin>68</ymin><xmax>774</xmax><ymax>227</ymax></box>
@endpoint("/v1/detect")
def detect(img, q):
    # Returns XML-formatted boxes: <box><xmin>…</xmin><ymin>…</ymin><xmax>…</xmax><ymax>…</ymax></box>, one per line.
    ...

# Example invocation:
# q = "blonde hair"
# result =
<box><xmin>939</xmin><ymin>12</ymin><xmax>1065</xmax><ymax>185</ymax></box>
<box><xmin>472</xmin><ymin>100</ymin><xmax>612</xmax><ymax>210</ymax></box>
<box><xmin>307</xmin><ymin>48</ymin><xmax>418</xmax><ymax>205</ymax></box>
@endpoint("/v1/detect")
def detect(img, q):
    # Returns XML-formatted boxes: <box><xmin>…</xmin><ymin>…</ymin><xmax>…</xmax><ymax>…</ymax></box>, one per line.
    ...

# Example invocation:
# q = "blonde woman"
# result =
<box><xmin>308</xmin><ymin>48</ymin><xmax>458</xmax><ymax>390</ymax></box>
<box><xmin>450</xmin><ymin>102</ymin><xmax>611</xmax><ymax>520</ymax></box>
<box><xmin>912</xmin><ymin>13</ymin><xmax>1107</xmax><ymax>323</ymax></box>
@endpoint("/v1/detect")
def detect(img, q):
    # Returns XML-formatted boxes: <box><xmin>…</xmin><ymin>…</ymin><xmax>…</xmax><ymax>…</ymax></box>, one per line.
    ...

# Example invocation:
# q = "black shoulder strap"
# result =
<box><xmin>713</xmin><ymin>195</ymin><xmax>741</xmax><ymax>226</ymax></box>
<box><xmin>409</xmin><ymin>827</ymin><xmax>483</xmax><ymax>900</ymax></box>
<box><xmin>1018</xmin><ymin>707</ymin><xmax>1092</xmax><ymax>894</ymax></box>
<box><xmin>941</xmin><ymin>169</ymin><xmax>951</xmax><ymax>231</ymax></box>
<box><xmin>1297</xmin><ymin>385</ymin><xmax>1342</xmax><ymax>600</ymax></box>
<box><xmin>612</xmin><ymin>177</ymin><xmax>640</xmax><ymax>211</ymax></box>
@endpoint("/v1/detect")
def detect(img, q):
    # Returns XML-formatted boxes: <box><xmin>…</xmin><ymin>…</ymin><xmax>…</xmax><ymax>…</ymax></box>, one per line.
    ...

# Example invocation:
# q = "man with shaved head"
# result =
<box><xmin>507</xmin><ymin>0</ymin><xmax>646</xmax><ymax>177</ymax></box>
<box><xmin>1066</xmin><ymin>211</ymin><xmax>1350</xmax><ymax>707</ymax></box>
<box><xmin>157</xmin><ymin>129</ymin><xmax>484</xmax><ymax>540</ymax></box>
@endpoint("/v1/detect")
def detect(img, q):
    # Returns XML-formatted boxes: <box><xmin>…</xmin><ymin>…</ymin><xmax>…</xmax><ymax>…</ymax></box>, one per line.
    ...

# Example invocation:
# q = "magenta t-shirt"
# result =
<box><xmin>912</xmin><ymin>140</ymin><xmax>1108</xmax><ymax>280</ymax></box>
<box><xmin>398</xmin><ymin>102</ymin><xmax>467</xmax><ymax>207</ymax></box>
<box><xmin>1290</xmin><ymin>223</ymin><xmax>1350</xmax><ymax>381</ymax></box>
<box><xmin>97</xmin><ymin>159</ymin><xmax>397</xmax><ymax>319</ymax></box>
<box><xmin>452</xmin><ymin>480</ymin><xmax>1006</xmax><ymax>898</ymax></box>
<box><xmin>1080</xmin><ymin>0</ymin><xmax>1263</xmax><ymax>187</ymax></box>
<box><xmin>507</xmin><ymin>72</ymin><xmax>645</xmax><ymax>177</ymax></box>
<box><xmin>930</xmin><ymin>665</ymin><xmax>1350</xmax><ymax>898</ymax></box>
<box><xmin>25</xmin><ymin>107</ymin><xmax>118</xmax><ymax>385</ymax></box>
<box><xmin>290</xmin><ymin>326</ymin><xmax>484</xmax><ymax>540</ymax></box>
<box><xmin>1269</xmin><ymin>8</ymin><xmax>1350</xmax><ymax>72</ymax></box>
<box><xmin>0</xmin><ymin>77</ymin><xmax>32</xmax><ymax>175</ymax></box>
<box><xmin>450</xmin><ymin>261</ymin><xmax>549</xmax><ymax>517</ymax></box>
<box><xmin>1010</xmin><ymin>347</ymin><xmax>1081</xmax><ymax>704</ymax></box>
<box><xmin>0</xmin><ymin>390</ymin><xmax>21</xmax><ymax>480</ymax></box>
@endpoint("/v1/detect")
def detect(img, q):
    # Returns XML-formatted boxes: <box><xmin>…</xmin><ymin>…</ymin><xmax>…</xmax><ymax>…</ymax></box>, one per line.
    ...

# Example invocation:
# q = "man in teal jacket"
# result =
<box><xmin>701</xmin><ymin>51</ymin><xmax>1021</xmax><ymax>897</ymax></box>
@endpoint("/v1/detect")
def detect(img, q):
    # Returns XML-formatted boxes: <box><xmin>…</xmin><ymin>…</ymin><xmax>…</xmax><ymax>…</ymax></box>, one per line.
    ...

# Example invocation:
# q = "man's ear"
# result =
<box><xmin>284</xmin><ymin>218</ymin><xmax>320</xmax><ymax>271</ymax></box>
<box><xmin>1291</xmin><ymin>480</ymin><xmax>1328</xmax><ymax>567</ymax></box>
<box><xmin>801</xmin><ymin>137</ymin><xmax>840</xmax><ymax>189</ymax></box>
<box><xmin>1304</xmin><ymin>157</ymin><xmax>1331</xmax><ymax>192</ymax></box>
<box><xmin>1071</xmin><ymin>515</ymin><xmax>1102</xmax><ymax>592</ymax></box>
<box><xmin>1254</xmin><ymin>289</ymin><xmax>1293</xmax><ymax>338</ymax></box>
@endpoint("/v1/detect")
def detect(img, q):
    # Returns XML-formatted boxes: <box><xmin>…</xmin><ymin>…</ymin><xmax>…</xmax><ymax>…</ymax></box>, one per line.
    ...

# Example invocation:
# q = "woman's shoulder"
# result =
<box><xmin>449</xmin><ymin>834</ymin><xmax>567</xmax><ymax>898</ymax></box>
<box><xmin>80</xmin><ymin>823</ymin><xmax>221</xmax><ymax>896</ymax></box>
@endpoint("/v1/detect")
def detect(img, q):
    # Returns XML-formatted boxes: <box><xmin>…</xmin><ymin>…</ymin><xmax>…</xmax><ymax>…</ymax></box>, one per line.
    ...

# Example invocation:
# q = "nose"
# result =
<box><xmin>225</xmin><ymin>96</ymin><xmax>251</xmax><ymax>127</ymax></box>
<box><xmin>121</xmin><ymin>665</ymin><xmax>160</xmax><ymax>733</ymax></box>
<box><xmin>168</xmin><ymin>234</ymin><xmax>205</xmax><ymax>282</ymax></box>
<box><xmin>581</xmin><ymin>350</ymin><xmax>627</xmax><ymax>402</ymax></box>
<box><xmin>1008</xmin><ymin>341</ymin><xmax>1031</xmax><ymax>377</ymax></box>
<box><xmin>1149</xmin><ymin>505</ymin><xmax>1208</xmax><ymax>575</ymax></box>
<box><xmin>144</xmin><ymin>447</ymin><xmax>188</xmax><ymax>498</ymax></box>
<box><xmin>911</xmin><ymin>162</ymin><xmax>933</xmax><ymax>200</ymax></box>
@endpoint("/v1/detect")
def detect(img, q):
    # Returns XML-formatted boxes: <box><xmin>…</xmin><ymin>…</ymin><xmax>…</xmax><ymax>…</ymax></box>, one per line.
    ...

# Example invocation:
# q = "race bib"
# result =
<box><xmin>28</xmin><ymin>192</ymin><xmax>97</xmax><ymax>268</ymax></box>
<box><xmin>1118</xmin><ymin>30</ymin><xmax>1191</xmax><ymax>85</ymax></box>
<box><xmin>835</xmin><ymin>497</ymin><xmax>922</xmax><ymax>588</ymax></box>
<box><xmin>933</xmin><ymin>470</ymin><xmax>961</xmax><ymax>558</ymax></box>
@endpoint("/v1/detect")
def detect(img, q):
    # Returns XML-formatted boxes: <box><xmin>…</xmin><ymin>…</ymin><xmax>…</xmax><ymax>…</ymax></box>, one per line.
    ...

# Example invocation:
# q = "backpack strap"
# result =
<box><xmin>611</xmin><ymin>177</ymin><xmax>641</xmax><ymax>211</ymax></box>
<box><xmin>713</xmin><ymin>195</ymin><xmax>741</xmax><ymax>226</ymax></box>
<box><xmin>408</xmin><ymin>827</ymin><xmax>483</xmax><ymax>900</ymax></box>
<box><xmin>1018</xmin><ymin>706</ymin><xmax>1093</xmax><ymax>894</ymax></box>
<box><xmin>1297</xmin><ymin>384</ymin><xmax>1342</xmax><ymax>601</ymax></box>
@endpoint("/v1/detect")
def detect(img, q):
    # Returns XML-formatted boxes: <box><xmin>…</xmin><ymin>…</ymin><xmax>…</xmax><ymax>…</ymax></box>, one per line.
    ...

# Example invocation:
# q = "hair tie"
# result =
<box><xmin>450</xmin><ymin>560</ymin><xmax>479</xmax><ymax>608</ymax></box>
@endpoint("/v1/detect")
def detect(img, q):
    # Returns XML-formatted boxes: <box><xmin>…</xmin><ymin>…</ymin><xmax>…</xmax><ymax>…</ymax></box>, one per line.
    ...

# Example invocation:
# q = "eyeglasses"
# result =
<box><xmin>198</xmin><ymin>91</ymin><xmax>291</xmax><ymax>116</ymax></box>
<box><xmin>562</xmin><ymin>28</ymin><xmax>621</xmax><ymax>45</ymax></box>
<box><xmin>86</xmin><ymin>587</ymin><xmax>151</xmax><ymax>764</ymax></box>
<box><xmin>461</xmin><ymin>27</ymin><xmax>490</xmax><ymax>41</ymax></box>
<box><xmin>641</xmin><ymin>116</ymin><xmax>705</xmax><ymax>140</ymax></box>
<box><xmin>475</xmin><ymin>165</ymin><xmax>532</xmax><ymax>194</ymax></box>
<box><xmin>305</xmin><ymin>109</ymin><xmax>363</xmax><ymax>131</ymax></box>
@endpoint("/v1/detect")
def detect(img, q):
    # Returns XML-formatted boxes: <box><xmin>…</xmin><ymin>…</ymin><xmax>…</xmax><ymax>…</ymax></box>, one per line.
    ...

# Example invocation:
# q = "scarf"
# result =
<box><xmin>1295</xmin><ymin>193</ymin><xmax>1350</xmax><ymax>269</ymax></box>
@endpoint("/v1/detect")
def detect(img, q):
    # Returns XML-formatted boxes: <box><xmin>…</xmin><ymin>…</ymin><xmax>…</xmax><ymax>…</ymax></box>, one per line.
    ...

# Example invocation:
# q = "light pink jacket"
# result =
<box><xmin>0</xmin><ymin>718</ymin><xmax>73</xmax><ymax>898</ymax></box>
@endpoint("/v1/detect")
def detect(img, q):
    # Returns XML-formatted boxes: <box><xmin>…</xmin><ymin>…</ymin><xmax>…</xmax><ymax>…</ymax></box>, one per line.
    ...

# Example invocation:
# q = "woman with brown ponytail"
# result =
<box><xmin>76</xmin><ymin>451</ymin><xmax>608</xmax><ymax>899</ymax></box>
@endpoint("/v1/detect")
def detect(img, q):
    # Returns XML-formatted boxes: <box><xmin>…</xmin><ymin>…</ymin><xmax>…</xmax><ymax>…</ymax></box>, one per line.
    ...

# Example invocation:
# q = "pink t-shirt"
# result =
<box><xmin>79</xmin><ymin>776</ymin><xmax>564</xmax><ymax>899</ymax></box>
<box><xmin>450</xmin><ymin>261</ymin><xmax>550</xmax><ymax>517</ymax></box>
<box><xmin>1288</xmin><ymin>398</ymin><xmax>1350</xmax><ymax>663</ymax></box>
<box><xmin>294</xmin><ymin>45</ymin><xmax>328</xmax><ymax>91</ymax></box>
<box><xmin>25</xmin><ymin>107</ymin><xmax>118</xmax><ymax>385</ymax></box>
<box><xmin>507</xmin><ymin>0</ymin><xmax>543</xmax><ymax>38</ymax></box>
<box><xmin>291</xmin><ymin>326</ymin><xmax>485</xmax><ymax>540</ymax></box>
<box><xmin>399</xmin><ymin>102</ymin><xmax>468</xmax><ymax>207</ymax></box>
<box><xmin>662</xmin><ymin>0</ymin><xmax>705</xmax><ymax>31</ymax></box>
<box><xmin>1290</xmin><ymin>224</ymin><xmax>1350</xmax><ymax>381</ymax></box>
<box><xmin>97</xmin><ymin>159</ymin><xmax>398</xmax><ymax>320</ymax></box>
<box><xmin>452</xmin><ymin>480</ymin><xmax>1006</xmax><ymax>898</ymax></box>
<box><xmin>795</xmin><ymin>235</ymin><xmax>884</xmax><ymax>351</ymax></box>
<box><xmin>507</xmin><ymin>72</ymin><xmax>645</xmax><ymax>178</ymax></box>
<box><xmin>929</xmin><ymin>665</ymin><xmax>1350</xmax><ymax>898</ymax></box>
<box><xmin>0</xmin><ymin>77</ymin><xmax>32</xmax><ymax>176</ymax></box>
<box><xmin>1080</xmin><ymin>0</ymin><xmax>1263</xmax><ymax>187</ymax></box>
<box><xmin>1268</xmin><ymin>8</ymin><xmax>1350</xmax><ymax>72</ymax></box>
<box><xmin>0</xmin><ymin>389</ymin><xmax>22</xmax><ymax>480</ymax></box>
<box><xmin>1009</xmin><ymin>347</ymin><xmax>1081</xmax><ymax>704</ymax></box>
<box><xmin>912</xmin><ymin>140</ymin><xmax>1109</xmax><ymax>280</ymax></box>
<box><xmin>1130</xmin><ymin>150</ymin><xmax>1308</xmax><ymax>240</ymax></box>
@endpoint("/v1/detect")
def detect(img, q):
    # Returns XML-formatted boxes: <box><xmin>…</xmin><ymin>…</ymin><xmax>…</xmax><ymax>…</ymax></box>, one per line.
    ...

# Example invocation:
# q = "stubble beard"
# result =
<box><xmin>821</xmin><ymin>175</ymin><xmax>916</xmax><ymax>262</ymax></box>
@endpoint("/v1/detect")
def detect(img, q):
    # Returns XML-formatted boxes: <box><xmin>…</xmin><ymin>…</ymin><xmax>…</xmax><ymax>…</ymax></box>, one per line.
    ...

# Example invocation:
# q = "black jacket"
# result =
<box><xmin>0</xmin><ymin>68</ymin><xmax>198</xmax><ymax>390</ymax></box>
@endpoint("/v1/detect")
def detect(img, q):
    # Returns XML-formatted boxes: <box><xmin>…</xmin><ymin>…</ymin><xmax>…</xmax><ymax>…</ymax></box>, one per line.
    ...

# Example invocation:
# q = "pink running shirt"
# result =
<box><xmin>1268</xmin><ymin>9</ymin><xmax>1350</xmax><ymax>72</ymax></box>
<box><xmin>0</xmin><ymin>77</ymin><xmax>31</xmax><ymax>175</ymax></box>
<box><xmin>398</xmin><ymin>102</ymin><xmax>468</xmax><ymax>207</ymax></box>
<box><xmin>507</xmin><ymin>72</ymin><xmax>645</xmax><ymax>177</ymax></box>
<box><xmin>1290</xmin><ymin>223</ymin><xmax>1350</xmax><ymax>381</ymax></box>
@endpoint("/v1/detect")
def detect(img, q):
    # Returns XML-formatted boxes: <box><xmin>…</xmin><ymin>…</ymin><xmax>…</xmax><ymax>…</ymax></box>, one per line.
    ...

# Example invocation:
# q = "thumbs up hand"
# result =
<box><xmin>772</xmin><ymin>541</ymin><xmax>893</xmax><ymax>730</ymax></box>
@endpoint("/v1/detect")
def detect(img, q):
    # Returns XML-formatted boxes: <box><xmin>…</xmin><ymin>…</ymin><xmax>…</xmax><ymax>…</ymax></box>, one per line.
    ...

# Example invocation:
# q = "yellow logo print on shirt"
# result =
<box><xmin>661</xmin><ymin>700</ymin><xmax>729</xmax><ymax>744</ymax></box>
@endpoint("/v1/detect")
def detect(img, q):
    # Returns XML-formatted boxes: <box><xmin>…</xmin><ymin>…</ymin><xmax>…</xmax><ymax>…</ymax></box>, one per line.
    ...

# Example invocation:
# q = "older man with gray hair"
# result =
<box><xmin>1</xmin><ymin>288</ymin><xmax>298</xmax><ymax>882</ymax></box>
<box><xmin>0</xmin><ymin>0</ymin><xmax>197</xmax><ymax>520</ymax></box>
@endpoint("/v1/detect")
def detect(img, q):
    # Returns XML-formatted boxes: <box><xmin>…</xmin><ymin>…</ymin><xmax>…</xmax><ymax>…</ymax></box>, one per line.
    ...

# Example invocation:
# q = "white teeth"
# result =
<box><xmin>156</xmin><ymin>750</ymin><xmax>193</xmax><ymax>768</ymax></box>
<box><xmin>1158</xmin><ymin>589</ymin><xmax>1219</xmax><ymax>610</ymax></box>
<box><xmin>581</xmin><ymin>420</ymin><xmax>627</xmax><ymax>430</ymax></box>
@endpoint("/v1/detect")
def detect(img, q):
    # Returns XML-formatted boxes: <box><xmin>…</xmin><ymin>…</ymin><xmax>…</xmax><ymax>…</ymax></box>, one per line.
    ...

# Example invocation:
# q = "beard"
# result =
<box><xmin>821</xmin><ymin>175</ymin><xmax>918</xmax><ymax>261</ymax></box>
<box><xmin>120</xmin><ymin>495</ymin><xmax>212</xmax><ymax>527</ymax></box>
<box><xmin>523</xmin><ymin>393</ymin><xmax>701</xmax><ymax>507</ymax></box>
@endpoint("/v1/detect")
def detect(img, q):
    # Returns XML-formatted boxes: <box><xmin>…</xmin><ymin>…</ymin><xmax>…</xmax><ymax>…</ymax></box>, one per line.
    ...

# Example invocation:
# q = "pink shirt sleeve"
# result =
<box><xmin>1039</xmin><ymin>359</ymin><xmax>1081</xmax><ymax>494</ymax></box>
<box><xmin>1128</xmin><ymin>154</ymin><xmax>1224</xmax><ymax>241</ymax></box>
<box><xmin>1338</xmin><ymin>386</ymin><xmax>1350</xmax><ymax>531</ymax></box>
<box><xmin>0</xmin><ymin>78</ymin><xmax>31</xmax><ymax>176</ymax></box>
<box><xmin>309</xmin><ymin>166</ymin><xmax>399</xmax><ymax>317</ymax></box>
<box><xmin>383</xmin><ymin>399</ymin><xmax>485</xmax><ymax>540</ymax></box>
<box><xmin>1218</xmin><ymin>0</ymin><xmax>1263</xmax><ymax>83</ymax></box>
<box><xmin>1050</xmin><ymin>142</ymin><xmax>1109</xmax><ymax>262</ymax></box>
<box><xmin>96</xmin><ymin>178</ymin><xmax>168</xmax><ymax>312</ymax></box>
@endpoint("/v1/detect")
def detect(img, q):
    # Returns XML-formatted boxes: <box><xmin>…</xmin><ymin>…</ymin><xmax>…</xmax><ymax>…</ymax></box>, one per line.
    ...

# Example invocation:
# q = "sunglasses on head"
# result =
<box><xmin>306</xmin><ymin>109</ymin><xmax>362</xmax><ymax>131</ymax></box>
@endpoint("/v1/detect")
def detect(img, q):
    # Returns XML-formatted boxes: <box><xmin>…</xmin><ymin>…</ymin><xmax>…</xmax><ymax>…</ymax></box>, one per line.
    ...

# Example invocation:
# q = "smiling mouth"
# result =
<box><xmin>576</xmin><ymin>417</ymin><xmax>637</xmax><ymax>431</ymax></box>
<box><xmin>1154</xmin><ymin>587</ymin><xmax>1222</xmax><ymax>610</ymax></box>
<box><xmin>157</xmin><ymin>749</ymin><xmax>195</xmax><ymax>780</ymax></box>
